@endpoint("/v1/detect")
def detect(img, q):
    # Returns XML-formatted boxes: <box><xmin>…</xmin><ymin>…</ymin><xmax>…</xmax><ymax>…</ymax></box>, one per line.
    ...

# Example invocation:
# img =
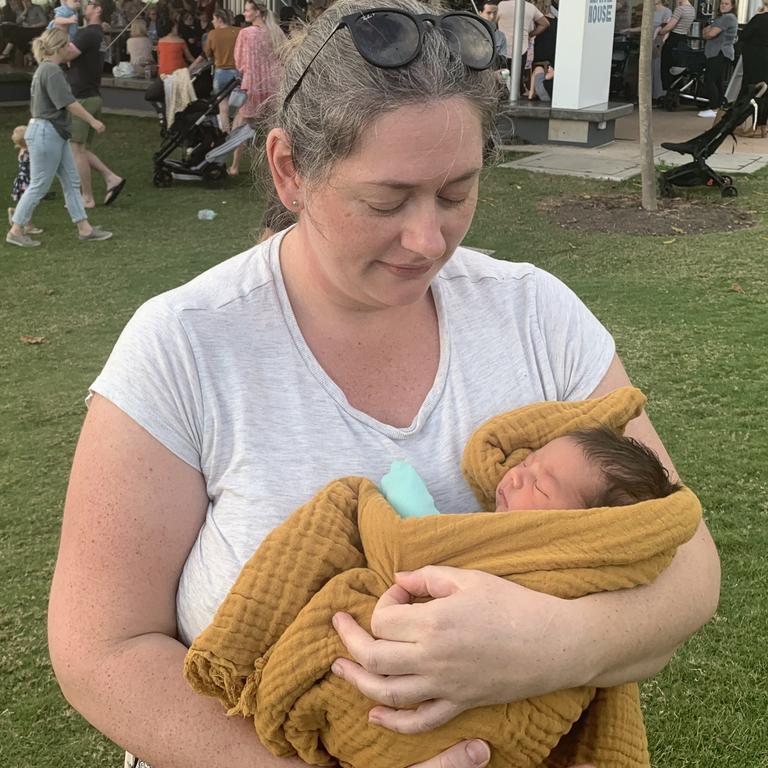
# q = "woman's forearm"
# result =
<box><xmin>67</xmin><ymin>100</ymin><xmax>100</xmax><ymax>127</ymax></box>
<box><xmin>572</xmin><ymin>519</ymin><xmax>720</xmax><ymax>688</ymax></box>
<box><xmin>52</xmin><ymin>631</ymin><xmax>306</xmax><ymax>768</ymax></box>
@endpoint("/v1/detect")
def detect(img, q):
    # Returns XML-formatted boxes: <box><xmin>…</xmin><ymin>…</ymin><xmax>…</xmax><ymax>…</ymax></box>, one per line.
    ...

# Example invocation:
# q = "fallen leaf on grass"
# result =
<box><xmin>42</xmin><ymin>288</ymin><xmax>55</xmax><ymax>296</ymax></box>
<box><xmin>662</xmin><ymin>238</ymin><xmax>677</xmax><ymax>244</ymax></box>
<box><xmin>729</xmin><ymin>282</ymin><xmax>745</xmax><ymax>293</ymax></box>
<box><xmin>671</xmin><ymin>226</ymin><xmax>686</xmax><ymax>234</ymax></box>
<box><xmin>20</xmin><ymin>335</ymin><xmax>47</xmax><ymax>345</ymax></box>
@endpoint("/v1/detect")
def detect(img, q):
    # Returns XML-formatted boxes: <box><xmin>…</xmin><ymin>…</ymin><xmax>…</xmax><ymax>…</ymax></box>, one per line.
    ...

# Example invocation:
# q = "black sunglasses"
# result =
<box><xmin>283</xmin><ymin>8</ymin><xmax>496</xmax><ymax>108</ymax></box>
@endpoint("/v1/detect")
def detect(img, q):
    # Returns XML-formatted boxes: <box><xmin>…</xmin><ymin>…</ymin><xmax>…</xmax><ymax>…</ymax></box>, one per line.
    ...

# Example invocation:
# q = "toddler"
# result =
<box><xmin>9</xmin><ymin>125</ymin><xmax>42</xmax><ymax>237</ymax></box>
<box><xmin>48</xmin><ymin>0</ymin><xmax>81</xmax><ymax>40</ymax></box>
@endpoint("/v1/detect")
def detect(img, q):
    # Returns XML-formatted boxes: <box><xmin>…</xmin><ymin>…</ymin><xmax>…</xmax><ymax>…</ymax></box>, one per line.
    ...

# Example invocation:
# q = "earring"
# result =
<box><xmin>291</xmin><ymin>200</ymin><xmax>299</xmax><ymax>209</ymax></box>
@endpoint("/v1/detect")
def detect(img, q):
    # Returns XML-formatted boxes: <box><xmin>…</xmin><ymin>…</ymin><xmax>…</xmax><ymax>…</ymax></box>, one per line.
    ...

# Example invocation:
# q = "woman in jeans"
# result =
<box><xmin>699</xmin><ymin>0</ymin><xmax>738</xmax><ymax>118</ymax></box>
<box><xmin>659</xmin><ymin>0</ymin><xmax>696</xmax><ymax>98</ymax></box>
<box><xmin>6</xmin><ymin>27</ymin><xmax>112</xmax><ymax>247</ymax></box>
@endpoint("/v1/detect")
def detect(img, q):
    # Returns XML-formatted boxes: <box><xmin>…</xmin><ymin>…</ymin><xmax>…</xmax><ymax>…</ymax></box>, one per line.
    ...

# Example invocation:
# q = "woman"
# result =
<box><xmin>126</xmin><ymin>18</ymin><xmax>154</xmax><ymax>76</ymax></box>
<box><xmin>738</xmin><ymin>1</ymin><xmax>768</xmax><ymax>137</ymax></box>
<box><xmin>227</xmin><ymin>0</ymin><xmax>284</xmax><ymax>175</ymax></box>
<box><xmin>659</xmin><ymin>0</ymin><xmax>696</xmax><ymax>99</ymax></box>
<box><xmin>144</xmin><ymin>5</ymin><xmax>160</xmax><ymax>46</ymax></box>
<box><xmin>47</xmin><ymin>1</ymin><xmax>719</xmax><ymax>767</ymax></box>
<box><xmin>6</xmin><ymin>28</ymin><xmax>111</xmax><ymax>247</ymax></box>
<box><xmin>156</xmin><ymin>14</ymin><xmax>193</xmax><ymax>75</ymax></box>
<box><xmin>178</xmin><ymin>8</ymin><xmax>203</xmax><ymax>57</ymax></box>
<box><xmin>698</xmin><ymin>0</ymin><xmax>738</xmax><ymax>118</ymax></box>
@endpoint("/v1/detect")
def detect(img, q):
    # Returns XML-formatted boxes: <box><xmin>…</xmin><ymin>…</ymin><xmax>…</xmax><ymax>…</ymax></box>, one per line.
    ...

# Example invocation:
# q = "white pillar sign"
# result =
<box><xmin>552</xmin><ymin>0</ymin><xmax>617</xmax><ymax>110</ymax></box>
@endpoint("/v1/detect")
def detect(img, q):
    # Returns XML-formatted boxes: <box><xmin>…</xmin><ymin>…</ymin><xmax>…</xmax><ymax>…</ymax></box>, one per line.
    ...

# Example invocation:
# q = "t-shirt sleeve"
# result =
<box><xmin>89</xmin><ymin>298</ymin><xmax>205</xmax><ymax>470</ymax></box>
<box><xmin>532</xmin><ymin>268</ymin><xmax>616</xmax><ymax>400</ymax></box>
<box><xmin>44</xmin><ymin>66</ymin><xmax>76</xmax><ymax>109</ymax></box>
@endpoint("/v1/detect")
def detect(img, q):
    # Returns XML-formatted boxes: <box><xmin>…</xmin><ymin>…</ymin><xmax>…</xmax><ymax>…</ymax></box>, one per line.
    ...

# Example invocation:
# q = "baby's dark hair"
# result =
<box><xmin>568</xmin><ymin>426</ymin><xmax>682</xmax><ymax>507</ymax></box>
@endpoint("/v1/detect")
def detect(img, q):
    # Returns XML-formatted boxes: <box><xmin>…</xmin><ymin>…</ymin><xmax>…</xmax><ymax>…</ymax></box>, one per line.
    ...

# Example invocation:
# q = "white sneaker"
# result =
<box><xmin>698</xmin><ymin>109</ymin><xmax>717</xmax><ymax>118</ymax></box>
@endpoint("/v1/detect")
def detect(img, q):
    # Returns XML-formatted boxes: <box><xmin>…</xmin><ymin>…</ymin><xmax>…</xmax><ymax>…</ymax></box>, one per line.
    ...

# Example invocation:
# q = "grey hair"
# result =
<box><xmin>258</xmin><ymin>0</ymin><xmax>501</xmax><ymax>234</ymax></box>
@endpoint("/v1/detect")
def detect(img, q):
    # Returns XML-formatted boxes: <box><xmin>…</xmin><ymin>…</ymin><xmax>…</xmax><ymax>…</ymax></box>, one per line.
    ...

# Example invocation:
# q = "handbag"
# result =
<box><xmin>229</xmin><ymin>87</ymin><xmax>246</xmax><ymax>109</ymax></box>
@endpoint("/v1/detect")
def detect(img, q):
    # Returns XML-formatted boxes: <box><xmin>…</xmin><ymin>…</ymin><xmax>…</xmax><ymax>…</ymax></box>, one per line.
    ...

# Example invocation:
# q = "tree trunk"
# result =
<box><xmin>638</xmin><ymin>0</ymin><xmax>657</xmax><ymax>210</ymax></box>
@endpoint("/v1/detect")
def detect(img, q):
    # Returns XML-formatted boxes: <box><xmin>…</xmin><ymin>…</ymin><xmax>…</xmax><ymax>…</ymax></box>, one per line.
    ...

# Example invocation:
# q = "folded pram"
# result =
<box><xmin>185</xmin><ymin>387</ymin><xmax>702</xmax><ymax>768</ymax></box>
<box><xmin>659</xmin><ymin>81</ymin><xmax>768</xmax><ymax>198</ymax></box>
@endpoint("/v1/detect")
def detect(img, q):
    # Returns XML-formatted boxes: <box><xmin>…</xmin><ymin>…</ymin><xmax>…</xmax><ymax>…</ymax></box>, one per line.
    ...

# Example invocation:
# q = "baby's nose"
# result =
<box><xmin>507</xmin><ymin>466</ymin><xmax>525</xmax><ymax>489</ymax></box>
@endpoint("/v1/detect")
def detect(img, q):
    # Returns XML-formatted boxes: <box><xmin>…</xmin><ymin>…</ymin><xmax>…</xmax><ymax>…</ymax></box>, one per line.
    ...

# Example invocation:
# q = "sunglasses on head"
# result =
<box><xmin>283</xmin><ymin>8</ymin><xmax>496</xmax><ymax>108</ymax></box>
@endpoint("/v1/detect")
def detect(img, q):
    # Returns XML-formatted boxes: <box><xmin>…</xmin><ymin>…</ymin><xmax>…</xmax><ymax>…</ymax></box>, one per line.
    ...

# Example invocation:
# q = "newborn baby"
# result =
<box><xmin>384</xmin><ymin>426</ymin><xmax>681</xmax><ymax>518</ymax></box>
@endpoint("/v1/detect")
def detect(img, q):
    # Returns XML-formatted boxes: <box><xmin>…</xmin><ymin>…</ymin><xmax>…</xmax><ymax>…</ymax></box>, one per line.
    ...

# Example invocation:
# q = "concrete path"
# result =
<box><xmin>501</xmin><ymin>107</ymin><xmax>768</xmax><ymax>180</ymax></box>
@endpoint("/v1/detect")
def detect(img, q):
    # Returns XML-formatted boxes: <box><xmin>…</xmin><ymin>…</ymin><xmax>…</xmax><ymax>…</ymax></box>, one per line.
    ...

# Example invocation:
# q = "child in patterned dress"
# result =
<box><xmin>9</xmin><ymin>125</ymin><xmax>43</xmax><ymax>236</ymax></box>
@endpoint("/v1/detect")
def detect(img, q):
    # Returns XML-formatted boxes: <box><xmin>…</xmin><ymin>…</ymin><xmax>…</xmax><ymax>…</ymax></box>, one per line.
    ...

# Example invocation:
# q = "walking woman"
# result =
<box><xmin>227</xmin><ymin>0</ymin><xmax>284</xmax><ymax>175</ymax></box>
<box><xmin>659</xmin><ymin>0</ymin><xmax>696</xmax><ymax>98</ymax></box>
<box><xmin>699</xmin><ymin>0</ymin><xmax>738</xmax><ymax>118</ymax></box>
<box><xmin>739</xmin><ymin>1</ymin><xmax>768</xmax><ymax>137</ymax></box>
<box><xmin>6</xmin><ymin>28</ymin><xmax>112</xmax><ymax>247</ymax></box>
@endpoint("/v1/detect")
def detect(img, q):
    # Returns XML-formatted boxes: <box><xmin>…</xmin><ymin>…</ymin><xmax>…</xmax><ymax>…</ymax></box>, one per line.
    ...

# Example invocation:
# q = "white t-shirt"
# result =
<box><xmin>496</xmin><ymin>0</ymin><xmax>544</xmax><ymax>56</ymax></box>
<box><xmin>90</xmin><ymin>231</ymin><xmax>614</xmax><ymax>644</ymax></box>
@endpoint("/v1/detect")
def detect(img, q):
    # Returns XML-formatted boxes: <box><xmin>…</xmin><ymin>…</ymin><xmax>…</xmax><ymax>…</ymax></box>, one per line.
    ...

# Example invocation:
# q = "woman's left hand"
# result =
<box><xmin>331</xmin><ymin>566</ymin><xmax>587</xmax><ymax>734</ymax></box>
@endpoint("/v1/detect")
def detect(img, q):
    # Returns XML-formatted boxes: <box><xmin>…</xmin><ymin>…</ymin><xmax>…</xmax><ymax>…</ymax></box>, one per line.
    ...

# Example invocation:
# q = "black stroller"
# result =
<box><xmin>610</xmin><ymin>34</ymin><xmax>640</xmax><ymax>101</ymax></box>
<box><xmin>663</xmin><ymin>47</ymin><xmax>708</xmax><ymax>111</ymax></box>
<box><xmin>658</xmin><ymin>81</ymin><xmax>768</xmax><ymax>198</ymax></box>
<box><xmin>148</xmin><ymin>66</ymin><xmax>254</xmax><ymax>187</ymax></box>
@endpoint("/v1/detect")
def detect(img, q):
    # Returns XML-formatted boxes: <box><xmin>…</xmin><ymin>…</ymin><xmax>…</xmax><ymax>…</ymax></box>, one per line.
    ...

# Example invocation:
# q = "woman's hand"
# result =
<box><xmin>332</xmin><ymin>566</ymin><xmax>585</xmax><ymax>734</ymax></box>
<box><xmin>91</xmin><ymin>119</ymin><xmax>106</xmax><ymax>134</ymax></box>
<box><xmin>406</xmin><ymin>740</ymin><xmax>491</xmax><ymax>768</ymax></box>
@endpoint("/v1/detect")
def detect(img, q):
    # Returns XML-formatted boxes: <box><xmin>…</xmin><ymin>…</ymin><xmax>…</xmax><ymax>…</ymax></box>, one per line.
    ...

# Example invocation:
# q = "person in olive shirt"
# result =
<box><xmin>68</xmin><ymin>0</ymin><xmax>126</xmax><ymax>208</ymax></box>
<box><xmin>6</xmin><ymin>28</ymin><xmax>112</xmax><ymax>247</ymax></box>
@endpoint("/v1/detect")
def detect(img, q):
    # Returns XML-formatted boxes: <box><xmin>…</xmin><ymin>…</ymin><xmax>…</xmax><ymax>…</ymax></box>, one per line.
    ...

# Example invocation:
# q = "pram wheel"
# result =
<box><xmin>203</xmin><ymin>164</ymin><xmax>226</xmax><ymax>182</ymax></box>
<box><xmin>721</xmin><ymin>185</ymin><xmax>738</xmax><ymax>198</ymax></box>
<box><xmin>153</xmin><ymin>168</ymin><xmax>173</xmax><ymax>188</ymax></box>
<box><xmin>658</xmin><ymin>176</ymin><xmax>674</xmax><ymax>198</ymax></box>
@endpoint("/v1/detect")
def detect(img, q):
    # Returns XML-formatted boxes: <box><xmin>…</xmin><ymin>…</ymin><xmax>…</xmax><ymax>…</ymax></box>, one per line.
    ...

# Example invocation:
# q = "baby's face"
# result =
<box><xmin>495</xmin><ymin>436</ymin><xmax>604</xmax><ymax>511</ymax></box>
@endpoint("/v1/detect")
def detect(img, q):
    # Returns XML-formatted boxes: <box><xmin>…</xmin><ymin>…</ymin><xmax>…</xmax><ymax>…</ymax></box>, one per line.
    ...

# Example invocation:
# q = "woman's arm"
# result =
<box><xmin>66</xmin><ymin>100</ymin><xmax>105</xmax><ymax>133</ymax></box>
<box><xmin>570</xmin><ymin>354</ymin><xmax>720</xmax><ymax>686</ymax></box>
<box><xmin>48</xmin><ymin>395</ymin><xmax>489</xmax><ymax>768</ymax></box>
<box><xmin>702</xmin><ymin>21</ymin><xmax>723</xmax><ymax>39</ymax></box>
<box><xmin>658</xmin><ymin>13</ymin><xmax>679</xmax><ymax>35</ymax></box>
<box><xmin>331</xmin><ymin>354</ymin><xmax>720</xmax><ymax>734</ymax></box>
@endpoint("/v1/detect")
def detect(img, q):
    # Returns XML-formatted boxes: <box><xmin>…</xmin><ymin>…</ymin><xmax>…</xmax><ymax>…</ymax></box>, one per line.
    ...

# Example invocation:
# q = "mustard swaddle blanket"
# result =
<box><xmin>184</xmin><ymin>387</ymin><xmax>702</xmax><ymax>768</ymax></box>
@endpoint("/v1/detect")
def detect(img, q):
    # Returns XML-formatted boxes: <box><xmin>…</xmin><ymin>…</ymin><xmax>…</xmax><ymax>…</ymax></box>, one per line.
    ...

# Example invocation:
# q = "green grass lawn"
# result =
<box><xmin>1</xmin><ymin>106</ymin><xmax>766</xmax><ymax>767</ymax></box>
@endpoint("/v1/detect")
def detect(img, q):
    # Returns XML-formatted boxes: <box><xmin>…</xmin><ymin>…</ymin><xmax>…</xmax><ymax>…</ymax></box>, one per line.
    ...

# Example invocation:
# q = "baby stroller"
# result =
<box><xmin>658</xmin><ymin>81</ymin><xmax>768</xmax><ymax>198</ymax></box>
<box><xmin>149</xmin><ymin>67</ymin><xmax>254</xmax><ymax>187</ymax></box>
<box><xmin>663</xmin><ymin>47</ymin><xmax>707</xmax><ymax>110</ymax></box>
<box><xmin>610</xmin><ymin>34</ymin><xmax>640</xmax><ymax>101</ymax></box>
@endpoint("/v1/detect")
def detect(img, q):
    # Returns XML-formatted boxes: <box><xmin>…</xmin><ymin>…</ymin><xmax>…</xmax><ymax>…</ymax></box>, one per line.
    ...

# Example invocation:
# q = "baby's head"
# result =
<box><xmin>495</xmin><ymin>426</ymin><xmax>681</xmax><ymax>512</ymax></box>
<box><xmin>11</xmin><ymin>125</ymin><xmax>27</xmax><ymax>150</ymax></box>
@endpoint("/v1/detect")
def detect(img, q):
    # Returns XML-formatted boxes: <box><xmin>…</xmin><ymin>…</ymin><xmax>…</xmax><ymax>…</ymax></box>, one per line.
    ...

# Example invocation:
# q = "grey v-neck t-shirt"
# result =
<box><xmin>90</xmin><ymin>230</ymin><xmax>614</xmax><ymax>644</ymax></box>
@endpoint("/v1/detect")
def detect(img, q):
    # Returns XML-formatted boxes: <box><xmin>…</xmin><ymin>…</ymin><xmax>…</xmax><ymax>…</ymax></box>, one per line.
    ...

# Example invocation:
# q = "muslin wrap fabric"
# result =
<box><xmin>184</xmin><ymin>386</ymin><xmax>702</xmax><ymax>768</ymax></box>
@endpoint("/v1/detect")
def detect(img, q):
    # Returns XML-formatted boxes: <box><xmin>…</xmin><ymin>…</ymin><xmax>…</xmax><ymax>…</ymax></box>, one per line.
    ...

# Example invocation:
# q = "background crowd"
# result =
<box><xmin>4</xmin><ymin>0</ymin><xmax>768</xmax><ymax>248</ymax></box>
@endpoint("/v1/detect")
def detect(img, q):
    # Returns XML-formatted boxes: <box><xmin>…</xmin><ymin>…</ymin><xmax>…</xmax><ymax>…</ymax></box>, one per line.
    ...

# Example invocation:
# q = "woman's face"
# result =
<box><xmin>719</xmin><ymin>0</ymin><xmax>733</xmax><ymax>12</ymax></box>
<box><xmin>244</xmin><ymin>2</ymin><xmax>259</xmax><ymax>22</ymax></box>
<box><xmin>292</xmin><ymin>98</ymin><xmax>484</xmax><ymax>311</ymax></box>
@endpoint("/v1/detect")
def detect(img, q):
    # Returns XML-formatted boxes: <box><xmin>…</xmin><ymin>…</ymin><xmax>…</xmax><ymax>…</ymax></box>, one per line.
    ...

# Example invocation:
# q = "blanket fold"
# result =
<box><xmin>184</xmin><ymin>387</ymin><xmax>702</xmax><ymax>768</ymax></box>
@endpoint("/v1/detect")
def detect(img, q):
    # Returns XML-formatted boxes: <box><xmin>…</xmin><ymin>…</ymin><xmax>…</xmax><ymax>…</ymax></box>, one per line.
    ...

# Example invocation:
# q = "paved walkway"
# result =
<box><xmin>501</xmin><ymin>107</ymin><xmax>768</xmax><ymax>180</ymax></box>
